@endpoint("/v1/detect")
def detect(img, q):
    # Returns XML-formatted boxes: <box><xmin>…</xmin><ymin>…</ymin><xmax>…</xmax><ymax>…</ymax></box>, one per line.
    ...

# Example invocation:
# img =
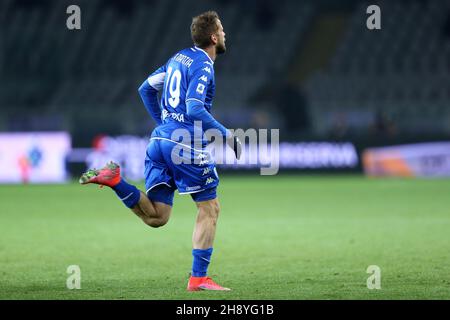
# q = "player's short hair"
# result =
<box><xmin>191</xmin><ymin>11</ymin><xmax>220</xmax><ymax>48</ymax></box>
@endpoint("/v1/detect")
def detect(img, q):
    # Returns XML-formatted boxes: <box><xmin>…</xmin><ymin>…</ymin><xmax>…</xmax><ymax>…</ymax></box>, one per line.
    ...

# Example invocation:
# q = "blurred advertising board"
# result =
<box><xmin>74</xmin><ymin>135</ymin><xmax>359</xmax><ymax>180</ymax></box>
<box><xmin>0</xmin><ymin>132</ymin><xmax>71</xmax><ymax>183</ymax></box>
<box><xmin>363</xmin><ymin>142</ymin><xmax>450</xmax><ymax>177</ymax></box>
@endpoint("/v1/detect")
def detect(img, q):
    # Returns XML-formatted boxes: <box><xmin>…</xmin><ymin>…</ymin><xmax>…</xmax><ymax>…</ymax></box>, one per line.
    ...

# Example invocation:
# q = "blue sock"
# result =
<box><xmin>112</xmin><ymin>179</ymin><xmax>140</xmax><ymax>208</ymax></box>
<box><xmin>192</xmin><ymin>247</ymin><xmax>213</xmax><ymax>277</ymax></box>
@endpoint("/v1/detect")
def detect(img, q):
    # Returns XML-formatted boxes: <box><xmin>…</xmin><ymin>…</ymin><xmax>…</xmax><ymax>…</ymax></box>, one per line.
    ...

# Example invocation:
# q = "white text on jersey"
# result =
<box><xmin>162</xmin><ymin>109</ymin><xmax>185</xmax><ymax>122</ymax></box>
<box><xmin>173</xmin><ymin>53</ymin><xmax>193</xmax><ymax>68</ymax></box>
<box><xmin>202</xmin><ymin>66</ymin><xmax>211</xmax><ymax>74</ymax></box>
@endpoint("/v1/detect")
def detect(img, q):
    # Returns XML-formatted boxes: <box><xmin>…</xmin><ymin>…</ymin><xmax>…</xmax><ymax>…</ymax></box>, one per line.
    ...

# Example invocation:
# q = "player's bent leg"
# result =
<box><xmin>135</xmin><ymin>189</ymin><xmax>173</xmax><ymax>228</ymax></box>
<box><xmin>79</xmin><ymin>161</ymin><xmax>172</xmax><ymax>228</ymax></box>
<box><xmin>139</xmin><ymin>184</ymin><xmax>174</xmax><ymax>227</ymax></box>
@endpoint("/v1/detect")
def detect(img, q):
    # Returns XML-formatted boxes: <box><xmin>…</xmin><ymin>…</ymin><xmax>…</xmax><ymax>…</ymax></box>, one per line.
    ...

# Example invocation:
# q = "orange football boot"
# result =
<box><xmin>79</xmin><ymin>161</ymin><xmax>121</xmax><ymax>188</ymax></box>
<box><xmin>187</xmin><ymin>276</ymin><xmax>231</xmax><ymax>291</ymax></box>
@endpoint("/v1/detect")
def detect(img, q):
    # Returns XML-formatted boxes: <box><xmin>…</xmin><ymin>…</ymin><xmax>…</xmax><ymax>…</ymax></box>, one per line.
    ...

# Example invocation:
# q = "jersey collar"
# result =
<box><xmin>194</xmin><ymin>46</ymin><xmax>214</xmax><ymax>65</ymax></box>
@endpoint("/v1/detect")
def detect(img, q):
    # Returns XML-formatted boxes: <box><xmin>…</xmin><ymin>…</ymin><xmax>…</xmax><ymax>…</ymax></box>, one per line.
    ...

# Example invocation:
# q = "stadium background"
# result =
<box><xmin>1</xmin><ymin>0</ymin><xmax>450</xmax><ymax>299</ymax></box>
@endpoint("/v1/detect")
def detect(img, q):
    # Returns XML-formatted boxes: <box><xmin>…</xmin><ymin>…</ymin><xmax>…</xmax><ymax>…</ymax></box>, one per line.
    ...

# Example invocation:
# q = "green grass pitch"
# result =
<box><xmin>0</xmin><ymin>175</ymin><xmax>449</xmax><ymax>299</ymax></box>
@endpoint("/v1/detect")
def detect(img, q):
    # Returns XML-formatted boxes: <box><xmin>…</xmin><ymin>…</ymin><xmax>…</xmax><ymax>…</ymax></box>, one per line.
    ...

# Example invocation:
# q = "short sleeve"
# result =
<box><xmin>147</xmin><ymin>65</ymin><xmax>166</xmax><ymax>91</ymax></box>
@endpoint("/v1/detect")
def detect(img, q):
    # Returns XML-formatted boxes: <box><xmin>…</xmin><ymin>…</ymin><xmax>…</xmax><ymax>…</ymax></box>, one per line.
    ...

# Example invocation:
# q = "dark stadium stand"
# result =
<box><xmin>1</xmin><ymin>0</ymin><xmax>449</xmax><ymax>142</ymax></box>
<box><xmin>304</xmin><ymin>0</ymin><xmax>450</xmax><ymax>137</ymax></box>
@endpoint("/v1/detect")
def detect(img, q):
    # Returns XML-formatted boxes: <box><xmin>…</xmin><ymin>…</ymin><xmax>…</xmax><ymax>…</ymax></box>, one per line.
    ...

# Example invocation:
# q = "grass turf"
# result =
<box><xmin>0</xmin><ymin>175</ymin><xmax>449</xmax><ymax>299</ymax></box>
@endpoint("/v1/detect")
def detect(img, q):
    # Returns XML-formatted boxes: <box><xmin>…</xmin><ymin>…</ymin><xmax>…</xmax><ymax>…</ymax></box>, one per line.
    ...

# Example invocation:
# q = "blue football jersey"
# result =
<box><xmin>146</xmin><ymin>47</ymin><xmax>216</xmax><ymax>145</ymax></box>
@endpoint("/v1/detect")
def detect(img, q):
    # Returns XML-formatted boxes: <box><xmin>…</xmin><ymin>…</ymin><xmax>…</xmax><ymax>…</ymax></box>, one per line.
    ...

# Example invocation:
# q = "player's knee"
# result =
<box><xmin>145</xmin><ymin>219</ymin><xmax>165</xmax><ymax>228</ymax></box>
<box><xmin>141</xmin><ymin>203</ymin><xmax>171</xmax><ymax>228</ymax></box>
<box><xmin>143</xmin><ymin>216</ymin><xmax>169</xmax><ymax>228</ymax></box>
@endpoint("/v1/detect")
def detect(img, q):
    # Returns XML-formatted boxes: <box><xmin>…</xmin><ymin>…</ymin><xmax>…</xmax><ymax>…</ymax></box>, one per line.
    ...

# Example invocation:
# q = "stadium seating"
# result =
<box><xmin>0</xmin><ymin>0</ymin><xmax>314</xmax><ymax>135</ymax></box>
<box><xmin>304</xmin><ymin>0</ymin><xmax>450</xmax><ymax>136</ymax></box>
<box><xmin>1</xmin><ymin>0</ymin><xmax>449</xmax><ymax>139</ymax></box>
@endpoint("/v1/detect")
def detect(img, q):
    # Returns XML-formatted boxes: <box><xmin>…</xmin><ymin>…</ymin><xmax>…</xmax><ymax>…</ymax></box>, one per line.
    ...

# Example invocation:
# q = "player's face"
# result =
<box><xmin>215</xmin><ymin>19</ymin><xmax>226</xmax><ymax>54</ymax></box>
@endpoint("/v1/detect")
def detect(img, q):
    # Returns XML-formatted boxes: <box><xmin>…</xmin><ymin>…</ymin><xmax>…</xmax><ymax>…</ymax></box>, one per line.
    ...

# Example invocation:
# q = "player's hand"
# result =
<box><xmin>227</xmin><ymin>136</ymin><xmax>242</xmax><ymax>160</ymax></box>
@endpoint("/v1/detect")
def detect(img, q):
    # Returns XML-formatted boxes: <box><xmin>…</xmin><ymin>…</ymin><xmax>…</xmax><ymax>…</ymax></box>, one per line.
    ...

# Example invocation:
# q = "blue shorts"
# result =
<box><xmin>144</xmin><ymin>137</ymin><xmax>219</xmax><ymax>206</ymax></box>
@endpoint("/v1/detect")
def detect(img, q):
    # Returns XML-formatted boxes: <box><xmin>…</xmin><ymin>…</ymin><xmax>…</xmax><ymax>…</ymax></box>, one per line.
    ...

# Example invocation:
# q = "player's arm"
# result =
<box><xmin>185</xmin><ymin>67</ymin><xmax>241</xmax><ymax>159</ymax></box>
<box><xmin>185</xmin><ymin>66</ymin><xmax>229</xmax><ymax>137</ymax></box>
<box><xmin>138</xmin><ymin>66</ymin><xmax>166</xmax><ymax>125</ymax></box>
